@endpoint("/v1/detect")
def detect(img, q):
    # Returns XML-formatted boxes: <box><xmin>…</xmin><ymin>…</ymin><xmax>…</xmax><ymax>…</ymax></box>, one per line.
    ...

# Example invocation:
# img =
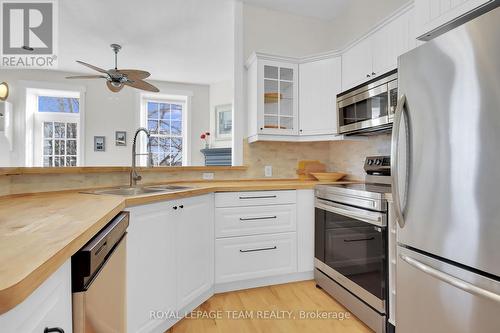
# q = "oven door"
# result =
<box><xmin>315</xmin><ymin>198</ymin><xmax>387</xmax><ymax>313</ymax></box>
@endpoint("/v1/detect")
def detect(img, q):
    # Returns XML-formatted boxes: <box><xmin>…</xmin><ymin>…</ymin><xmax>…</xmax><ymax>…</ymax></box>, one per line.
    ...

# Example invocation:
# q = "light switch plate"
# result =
<box><xmin>202</xmin><ymin>172</ymin><xmax>214</xmax><ymax>180</ymax></box>
<box><xmin>264</xmin><ymin>165</ymin><xmax>273</xmax><ymax>177</ymax></box>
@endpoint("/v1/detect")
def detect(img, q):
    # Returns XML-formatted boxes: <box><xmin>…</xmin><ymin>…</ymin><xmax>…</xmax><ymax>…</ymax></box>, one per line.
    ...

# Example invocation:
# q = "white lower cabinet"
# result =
<box><xmin>215</xmin><ymin>232</ymin><xmax>297</xmax><ymax>283</ymax></box>
<box><xmin>215</xmin><ymin>204</ymin><xmax>296</xmax><ymax>238</ymax></box>
<box><xmin>175</xmin><ymin>195</ymin><xmax>214</xmax><ymax>310</ymax></box>
<box><xmin>296</xmin><ymin>189</ymin><xmax>315</xmax><ymax>273</ymax></box>
<box><xmin>214</xmin><ymin>190</ymin><xmax>314</xmax><ymax>289</ymax></box>
<box><xmin>127</xmin><ymin>201</ymin><xmax>177</xmax><ymax>333</ymax></box>
<box><xmin>127</xmin><ymin>194</ymin><xmax>214</xmax><ymax>333</ymax></box>
<box><xmin>0</xmin><ymin>260</ymin><xmax>72</xmax><ymax>333</ymax></box>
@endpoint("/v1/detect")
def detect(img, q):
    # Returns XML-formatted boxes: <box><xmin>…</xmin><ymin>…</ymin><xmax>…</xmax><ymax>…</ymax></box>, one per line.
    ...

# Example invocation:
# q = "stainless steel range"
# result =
<box><xmin>314</xmin><ymin>156</ymin><xmax>391</xmax><ymax>333</ymax></box>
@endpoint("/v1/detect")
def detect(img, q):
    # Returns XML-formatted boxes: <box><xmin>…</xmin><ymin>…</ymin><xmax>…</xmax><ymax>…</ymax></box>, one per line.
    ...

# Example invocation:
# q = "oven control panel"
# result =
<box><xmin>364</xmin><ymin>156</ymin><xmax>390</xmax><ymax>175</ymax></box>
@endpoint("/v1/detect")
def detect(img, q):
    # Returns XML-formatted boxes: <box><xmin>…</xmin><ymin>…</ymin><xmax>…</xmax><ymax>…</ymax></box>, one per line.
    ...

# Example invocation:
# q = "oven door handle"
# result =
<box><xmin>315</xmin><ymin>199</ymin><xmax>386</xmax><ymax>227</ymax></box>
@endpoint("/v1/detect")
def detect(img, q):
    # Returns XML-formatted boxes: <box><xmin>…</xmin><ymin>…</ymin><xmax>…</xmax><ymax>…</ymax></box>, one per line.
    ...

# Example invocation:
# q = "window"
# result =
<box><xmin>28</xmin><ymin>89</ymin><xmax>83</xmax><ymax>167</ymax></box>
<box><xmin>144</xmin><ymin>98</ymin><xmax>186</xmax><ymax>166</ymax></box>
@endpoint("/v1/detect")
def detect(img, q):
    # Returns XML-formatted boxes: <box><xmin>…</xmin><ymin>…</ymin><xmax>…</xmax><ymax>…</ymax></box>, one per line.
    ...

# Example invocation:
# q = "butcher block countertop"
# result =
<box><xmin>0</xmin><ymin>178</ymin><xmax>357</xmax><ymax>314</ymax></box>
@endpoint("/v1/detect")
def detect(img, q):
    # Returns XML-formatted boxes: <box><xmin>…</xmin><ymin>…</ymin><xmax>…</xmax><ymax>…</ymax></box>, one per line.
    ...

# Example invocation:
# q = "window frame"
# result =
<box><xmin>140</xmin><ymin>94</ymin><xmax>190</xmax><ymax>166</ymax></box>
<box><xmin>26</xmin><ymin>87</ymin><xmax>84</xmax><ymax>167</ymax></box>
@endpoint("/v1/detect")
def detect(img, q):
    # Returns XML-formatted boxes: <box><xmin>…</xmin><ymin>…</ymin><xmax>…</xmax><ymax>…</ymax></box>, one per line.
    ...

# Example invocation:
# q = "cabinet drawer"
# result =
<box><xmin>215</xmin><ymin>190</ymin><xmax>296</xmax><ymax>208</ymax></box>
<box><xmin>215</xmin><ymin>204</ymin><xmax>296</xmax><ymax>238</ymax></box>
<box><xmin>215</xmin><ymin>232</ymin><xmax>297</xmax><ymax>283</ymax></box>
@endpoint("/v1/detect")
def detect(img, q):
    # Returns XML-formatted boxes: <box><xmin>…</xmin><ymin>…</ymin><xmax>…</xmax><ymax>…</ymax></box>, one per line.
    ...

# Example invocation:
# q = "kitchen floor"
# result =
<box><xmin>168</xmin><ymin>280</ymin><xmax>373</xmax><ymax>333</ymax></box>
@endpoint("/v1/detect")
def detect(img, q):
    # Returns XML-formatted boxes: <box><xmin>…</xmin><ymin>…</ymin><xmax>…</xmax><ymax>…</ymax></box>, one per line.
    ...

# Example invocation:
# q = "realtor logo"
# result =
<box><xmin>1</xmin><ymin>0</ymin><xmax>58</xmax><ymax>68</ymax></box>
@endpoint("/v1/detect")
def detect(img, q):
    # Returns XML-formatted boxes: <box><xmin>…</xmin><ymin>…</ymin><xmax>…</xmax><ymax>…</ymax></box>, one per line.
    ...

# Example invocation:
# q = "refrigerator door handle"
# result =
<box><xmin>391</xmin><ymin>94</ymin><xmax>409</xmax><ymax>228</ymax></box>
<box><xmin>400</xmin><ymin>254</ymin><xmax>500</xmax><ymax>304</ymax></box>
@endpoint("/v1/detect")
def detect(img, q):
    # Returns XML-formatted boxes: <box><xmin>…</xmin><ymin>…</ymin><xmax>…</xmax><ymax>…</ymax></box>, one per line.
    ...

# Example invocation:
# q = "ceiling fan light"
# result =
<box><xmin>0</xmin><ymin>82</ymin><xmax>9</xmax><ymax>101</ymax></box>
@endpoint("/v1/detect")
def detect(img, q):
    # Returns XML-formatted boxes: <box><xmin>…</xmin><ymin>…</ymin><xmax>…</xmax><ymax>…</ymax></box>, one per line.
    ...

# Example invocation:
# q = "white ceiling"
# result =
<box><xmin>242</xmin><ymin>0</ymin><xmax>353</xmax><ymax>20</ymax></box>
<box><xmin>58</xmin><ymin>0</ymin><xmax>234</xmax><ymax>85</ymax></box>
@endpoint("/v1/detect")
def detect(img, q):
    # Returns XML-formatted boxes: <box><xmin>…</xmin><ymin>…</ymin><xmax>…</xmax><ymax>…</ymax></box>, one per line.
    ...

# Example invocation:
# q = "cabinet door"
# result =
<box><xmin>127</xmin><ymin>202</ymin><xmax>176</xmax><ymax>333</ymax></box>
<box><xmin>341</xmin><ymin>37</ymin><xmax>373</xmax><ymax>91</ymax></box>
<box><xmin>372</xmin><ymin>11</ymin><xmax>411</xmax><ymax>76</ymax></box>
<box><xmin>299</xmin><ymin>57</ymin><xmax>341</xmax><ymax>135</ymax></box>
<box><xmin>176</xmin><ymin>194</ymin><xmax>214</xmax><ymax>310</ymax></box>
<box><xmin>296</xmin><ymin>190</ymin><xmax>315</xmax><ymax>272</ymax></box>
<box><xmin>259</xmin><ymin>60</ymin><xmax>299</xmax><ymax>135</ymax></box>
<box><xmin>0</xmin><ymin>260</ymin><xmax>72</xmax><ymax>333</ymax></box>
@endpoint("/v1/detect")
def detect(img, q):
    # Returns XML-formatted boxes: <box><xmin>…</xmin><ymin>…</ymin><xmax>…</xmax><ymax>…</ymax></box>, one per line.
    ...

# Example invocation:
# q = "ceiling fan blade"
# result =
<box><xmin>66</xmin><ymin>75</ymin><xmax>107</xmax><ymax>79</ymax></box>
<box><xmin>117</xmin><ymin>69</ymin><xmax>151</xmax><ymax>79</ymax></box>
<box><xmin>106</xmin><ymin>81</ymin><xmax>124</xmax><ymax>93</ymax></box>
<box><xmin>76</xmin><ymin>60</ymin><xmax>108</xmax><ymax>74</ymax></box>
<box><xmin>124</xmin><ymin>79</ymin><xmax>159</xmax><ymax>92</ymax></box>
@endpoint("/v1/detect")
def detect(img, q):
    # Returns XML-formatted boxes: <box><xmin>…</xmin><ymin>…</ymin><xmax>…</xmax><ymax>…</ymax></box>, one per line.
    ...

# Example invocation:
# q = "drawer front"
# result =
<box><xmin>215</xmin><ymin>204</ymin><xmax>296</xmax><ymax>238</ymax></box>
<box><xmin>215</xmin><ymin>190</ymin><xmax>296</xmax><ymax>208</ymax></box>
<box><xmin>215</xmin><ymin>232</ymin><xmax>297</xmax><ymax>283</ymax></box>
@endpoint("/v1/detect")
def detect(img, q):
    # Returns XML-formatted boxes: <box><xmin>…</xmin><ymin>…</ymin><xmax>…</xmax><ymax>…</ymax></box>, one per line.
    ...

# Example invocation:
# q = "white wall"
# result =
<box><xmin>209</xmin><ymin>80</ymin><xmax>233</xmax><ymax>148</ymax></box>
<box><xmin>243</xmin><ymin>4</ymin><xmax>335</xmax><ymax>59</ymax></box>
<box><xmin>328</xmin><ymin>0</ymin><xmax>411</xmax><ymax>50</ymax></box>
<box><xmin>0</xmin><ymin>69</ymin><xmax>210</xmax><ymax>166</ymax></box>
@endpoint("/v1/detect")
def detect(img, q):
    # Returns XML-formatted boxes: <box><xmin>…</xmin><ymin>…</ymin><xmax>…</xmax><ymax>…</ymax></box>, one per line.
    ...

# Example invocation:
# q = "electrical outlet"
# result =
<box><xmin>202</xmin><ymin>172</ymin><xmax>214</xmax><ymax>180</ymax></box>
<box><xmin>264</xmin><ymin>165</ymin><xmax>273</xmax><ymax>177</ymax></box>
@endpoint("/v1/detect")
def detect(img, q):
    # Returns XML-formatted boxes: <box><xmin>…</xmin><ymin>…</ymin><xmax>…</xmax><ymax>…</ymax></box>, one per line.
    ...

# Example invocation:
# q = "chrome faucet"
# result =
<box><xmin>130</xmin><ymin>127</ymin><xmax>152</xmax><ymax>187</ymax></box>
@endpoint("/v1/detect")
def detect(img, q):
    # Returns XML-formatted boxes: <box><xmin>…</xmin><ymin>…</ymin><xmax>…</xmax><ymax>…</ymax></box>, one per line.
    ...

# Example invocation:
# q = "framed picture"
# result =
<box><xmin>215</xmin><ymin>104</ymin><xmax>232</xmax><ymax>140</ymax></box>
<box><xmin>115</xmin><ymin>131</ymin><xmax>127</xmax><ymax>146</ymax></box>
<box><xmin>94</xmin><ymin>136</ymin><xmax>105</xmax><ymax>152</ymax></box>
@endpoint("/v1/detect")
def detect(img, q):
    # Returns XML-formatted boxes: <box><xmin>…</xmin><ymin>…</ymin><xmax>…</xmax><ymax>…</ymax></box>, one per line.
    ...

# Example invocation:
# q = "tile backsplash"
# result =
<box><xmin>1</xmin><ymin>135</ymin><xmax>391</xmax><ymax>195</ymax></box>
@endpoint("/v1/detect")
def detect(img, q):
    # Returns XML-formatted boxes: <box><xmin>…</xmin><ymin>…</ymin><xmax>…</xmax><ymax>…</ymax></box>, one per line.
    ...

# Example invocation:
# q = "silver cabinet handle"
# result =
<box><xmin>239</xmin><ymin>216</ymin><xmax>277</xmax><ymax>222</ymax></box>
<box><xmin>239</xmin><ymin>195</ymin><xmax>277</xmax><ymax>199</ymax></box>
<box><xmin>240</xmin><ymin>246</ymin><xmax>277</xmax><ymax>253</ymax></box>
<box><xmin>400</xmin><ymin>254</ymin><xmax>500</xmax><ymax>304</ymax></box>
<box><xmin>391</xmin><ymin>94</ymin><xmax>409</xmax><ymax>228</ymax></box>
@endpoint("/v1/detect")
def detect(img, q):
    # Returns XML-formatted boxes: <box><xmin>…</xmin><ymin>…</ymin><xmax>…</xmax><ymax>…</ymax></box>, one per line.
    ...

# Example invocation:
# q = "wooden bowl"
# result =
<box><xmin>310</xmin><ymin>172</ymin><xmax>346</xmax><ymax>182</ymax></box>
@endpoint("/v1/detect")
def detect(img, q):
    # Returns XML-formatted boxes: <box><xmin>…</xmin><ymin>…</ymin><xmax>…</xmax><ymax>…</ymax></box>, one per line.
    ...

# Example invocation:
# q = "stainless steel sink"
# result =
<box><xmin>87</xmin><ymin>185</ymin><xmax>192</xmax><ymax>196</ymax></box>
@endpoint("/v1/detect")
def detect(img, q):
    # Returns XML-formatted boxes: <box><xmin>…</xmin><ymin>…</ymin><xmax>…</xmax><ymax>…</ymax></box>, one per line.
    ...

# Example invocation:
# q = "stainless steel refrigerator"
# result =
<box><xmin>392</xmin><ymin>5</ymin><xmax>500</xmax><ymax>333</ymax></box>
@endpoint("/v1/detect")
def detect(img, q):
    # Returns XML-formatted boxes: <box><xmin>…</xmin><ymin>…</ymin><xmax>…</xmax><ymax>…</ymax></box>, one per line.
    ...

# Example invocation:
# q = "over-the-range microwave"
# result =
<box><xmin>337</xmin><ymin>70</ymin><xmax>398</xmax><ymax>135</ymax></box>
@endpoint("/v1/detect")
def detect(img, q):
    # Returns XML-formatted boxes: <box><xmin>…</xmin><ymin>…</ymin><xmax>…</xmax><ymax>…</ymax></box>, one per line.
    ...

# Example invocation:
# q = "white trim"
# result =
<box><xmin>247</xmin><ymin>133</ymin><xmax>368</xmax><ymax>143</ymax></box>
<box><xmin>214</xmin><ymin>271</ymin><xmax>313</xmax><ymax>293</ymax></box>
<box><xmin>245</xmin><ymin>1</ymin><xmax>415</xmax><ymax>68</ymax></box>
<box><xmin>232</xmin><ymin>0</ymin><xmax>244</xmax><ymax>166</ymax></box>
<box><xmin>341</xmin><ymin>1</ymin><xmax>415</xmax><ymax>53</ymax></box>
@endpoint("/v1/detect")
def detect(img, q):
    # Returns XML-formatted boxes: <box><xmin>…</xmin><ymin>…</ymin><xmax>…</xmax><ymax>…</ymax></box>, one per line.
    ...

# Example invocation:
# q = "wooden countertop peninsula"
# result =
<box><xmin>0</xmin><ymin>178</ymin><xmax>356</xmax><ymax>314</ymax></box>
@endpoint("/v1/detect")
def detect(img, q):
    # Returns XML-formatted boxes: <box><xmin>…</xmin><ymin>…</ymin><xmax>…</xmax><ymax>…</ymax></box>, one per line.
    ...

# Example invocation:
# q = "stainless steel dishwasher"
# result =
<box><xmin>72</xmin><ymin>211</ymin><xmax>129</xmax><ymax>333</ymax></box>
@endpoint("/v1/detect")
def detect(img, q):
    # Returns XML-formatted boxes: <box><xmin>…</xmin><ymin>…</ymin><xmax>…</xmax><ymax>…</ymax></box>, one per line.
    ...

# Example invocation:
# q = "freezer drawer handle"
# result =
<box><xmin>400</xmin><ymin>254</ymin><xmax>500</xmax><ymax>304</ymax></box>
<box><xmin>44</xmin><ymin>328</ymin><xmax>64</xmax><ymax>333</ymax></box>
<box><xmin>240</xmin><ymin>246</ymin><xmax>277</xmax><ymax>253</ymax></box>
<box><xmin>239</xmin><ymin>216</ymin><xmax>277</xmax><ymax>222</ymax></box>
<box><xmin>391</xmin><ymin>94</ymin><xmax>410</xmax><ymax>229</ymax></box>
<box><xmin>239</xmin><ymin>195</ymin><xmax>277</xmax><ymax>199</ymax></box>
<box><xmin>344</xmin><ymin>237</ymin><xmax>375</xmax><ymax>242</ymax></box>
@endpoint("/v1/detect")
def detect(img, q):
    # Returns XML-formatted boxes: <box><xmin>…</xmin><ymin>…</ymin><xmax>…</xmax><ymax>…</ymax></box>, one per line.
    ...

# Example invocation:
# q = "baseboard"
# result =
<box><xmin>214</xmin><ymin>271</ymin><xmax>314</xmax><ymax>293</ymax></box>
<box><xmin>150</xmin><ymin>287</ymin><xmax>214</xmax><ymax>333</ymax></box>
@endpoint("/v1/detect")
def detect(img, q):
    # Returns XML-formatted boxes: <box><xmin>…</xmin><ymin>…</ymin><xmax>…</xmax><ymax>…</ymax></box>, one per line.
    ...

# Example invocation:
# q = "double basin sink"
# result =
<box><xmin>88</xmin><ymin>185</ymin><xmax>192</xmax><ymax>196</ymax></box>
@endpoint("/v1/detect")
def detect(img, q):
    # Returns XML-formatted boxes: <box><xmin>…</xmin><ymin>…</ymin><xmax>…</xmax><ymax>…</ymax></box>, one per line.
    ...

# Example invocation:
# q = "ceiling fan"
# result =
<box><xmin>66</xmin><ymin>44</ymin><xmax>160</xmax><ymax>93</ymax></box>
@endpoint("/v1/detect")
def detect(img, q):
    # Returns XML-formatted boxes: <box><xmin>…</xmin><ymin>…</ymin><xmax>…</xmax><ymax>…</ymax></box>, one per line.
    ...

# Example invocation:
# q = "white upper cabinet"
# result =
<box><xmin>247</xmin><ymin>56</ymin><xmax>299</xmax><ymax>138</ymax></box>
<box><xmin>299</xmin><ymin>56</ymin><xmax>342</xmax><ymax>136</ymax></box>
<box><xmin>415</xmin><ymin>0</ymin><xmax>492</xmax><ymax>39</ymax></box>
<box><xmin>342</xmin><ymin>36</ymin><xmax>374</xmax><ymax>91</ymax></box>
<box><xmin>342</xmin><ymin>6</ymin><xmax>415</xmax><ymax>91</ymax></box>
<box><xmin>372</xmin><ymin>9</ymin><xmax>412</xmax><ymax>76</ymax></box>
